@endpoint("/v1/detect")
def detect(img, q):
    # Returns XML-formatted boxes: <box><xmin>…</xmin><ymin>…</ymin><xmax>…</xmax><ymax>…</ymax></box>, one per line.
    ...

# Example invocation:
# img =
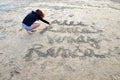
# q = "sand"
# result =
<box><xmin>0</xmin><ymin>0</ymin><xmax>120</xmax><ymax>80</ymax></box>
<box><xmin>111</xmin><ymin>0</ymin><xmax>120</xmax><ymax>3</ymax></box>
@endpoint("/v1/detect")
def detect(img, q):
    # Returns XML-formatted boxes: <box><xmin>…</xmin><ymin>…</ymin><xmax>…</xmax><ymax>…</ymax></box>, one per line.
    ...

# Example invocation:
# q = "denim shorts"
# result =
<box><xmin>22</xmin><ymin>23</ymin><xmax>33</xmax><ymax>31</ymax></box>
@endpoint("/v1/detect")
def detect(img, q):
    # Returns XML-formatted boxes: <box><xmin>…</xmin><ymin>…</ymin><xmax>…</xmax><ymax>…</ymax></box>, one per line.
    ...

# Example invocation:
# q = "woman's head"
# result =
<box><xmin>35</xmin><ymin>9</ymin><xmax>45</xmax><ymax>18</ymax></box>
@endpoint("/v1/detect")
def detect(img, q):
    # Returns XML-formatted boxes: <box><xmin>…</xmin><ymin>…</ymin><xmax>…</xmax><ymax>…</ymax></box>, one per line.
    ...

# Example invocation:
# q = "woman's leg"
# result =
<box><xmin>30</xmin><ymin>23</ymin><xmax>40</xmax><ymax>32</ymax></box>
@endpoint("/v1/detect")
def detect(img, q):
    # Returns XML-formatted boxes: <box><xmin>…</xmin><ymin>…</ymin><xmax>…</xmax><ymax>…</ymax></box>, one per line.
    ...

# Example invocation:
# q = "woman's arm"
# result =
<box><xmin>40</xmin><ymin>18</ymin><xmax>50</xmax><ymax>25</ymax></box>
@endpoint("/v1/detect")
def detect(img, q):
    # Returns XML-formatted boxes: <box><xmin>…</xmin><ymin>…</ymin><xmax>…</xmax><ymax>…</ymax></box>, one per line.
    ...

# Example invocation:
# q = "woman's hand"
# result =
<box><xmin>49</xmin><ymin>23</ymin><xmax>51</xmax><ymax>26</ymax></box>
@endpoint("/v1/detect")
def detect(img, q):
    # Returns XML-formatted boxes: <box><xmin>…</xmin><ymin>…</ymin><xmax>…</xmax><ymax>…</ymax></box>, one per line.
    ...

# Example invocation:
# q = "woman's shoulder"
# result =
<box><xmin>31</xmin><ymin>11</ymin><xmax>36</xmax><ymax>14</ymax></box>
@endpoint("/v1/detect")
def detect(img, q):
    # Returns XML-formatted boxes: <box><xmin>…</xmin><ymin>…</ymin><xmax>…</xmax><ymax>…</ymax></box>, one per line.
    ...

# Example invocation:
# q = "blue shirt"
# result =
<box><xmin>22</xmin><ymin>11</ymin><xmax>49</xmax><ymax>26</ymax></box>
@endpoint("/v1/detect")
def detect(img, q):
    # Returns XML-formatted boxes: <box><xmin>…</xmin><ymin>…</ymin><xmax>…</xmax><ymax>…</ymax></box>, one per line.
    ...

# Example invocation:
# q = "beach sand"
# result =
<box><xmin>0</xmin><ymin>0</ymin><xmax>120</xmax><ymax>80</ymax></box>
<box><xmin>111</xmin><ymin>0</ymin><xmax>120</xmax><ymax>3</ymax></box>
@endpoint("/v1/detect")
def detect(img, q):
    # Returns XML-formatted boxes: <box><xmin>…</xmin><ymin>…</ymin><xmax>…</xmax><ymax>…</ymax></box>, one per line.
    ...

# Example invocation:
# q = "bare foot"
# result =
<box><xmin>27</xmin><ymin>31</ymin><xmax>33</xmax><ymax>34</ymax></box>
<box><xmin>30</xmin><ymin>30</ymin><xmax>36</xmax><ymax>32</ymax></box>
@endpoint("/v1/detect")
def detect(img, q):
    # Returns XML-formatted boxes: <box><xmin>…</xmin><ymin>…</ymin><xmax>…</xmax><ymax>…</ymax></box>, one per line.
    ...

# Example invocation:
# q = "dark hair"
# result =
<box><xmin>35</xmin><ymin>9</ymin><xmax>45</xmax><ymax>18</ymax></box>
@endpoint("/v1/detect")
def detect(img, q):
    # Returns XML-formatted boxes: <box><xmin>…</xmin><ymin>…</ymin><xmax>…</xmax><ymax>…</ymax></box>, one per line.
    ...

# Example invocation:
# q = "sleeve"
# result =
<box><xmin>40</xmin><ymin>19</ymin><xmax>50</xmax><ymax>25</ymax></box>
<box><xmin>39</xmin><ymin>16</ymin><xmax>50</xmax><ymax>24</ymax></box>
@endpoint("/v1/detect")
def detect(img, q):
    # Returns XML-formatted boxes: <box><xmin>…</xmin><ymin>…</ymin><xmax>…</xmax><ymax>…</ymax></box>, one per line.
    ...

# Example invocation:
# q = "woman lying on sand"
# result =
<box><xmin>22</xmin><ymin>9</ymin><xmax>50</xmax><ymax>34</ymax></box>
